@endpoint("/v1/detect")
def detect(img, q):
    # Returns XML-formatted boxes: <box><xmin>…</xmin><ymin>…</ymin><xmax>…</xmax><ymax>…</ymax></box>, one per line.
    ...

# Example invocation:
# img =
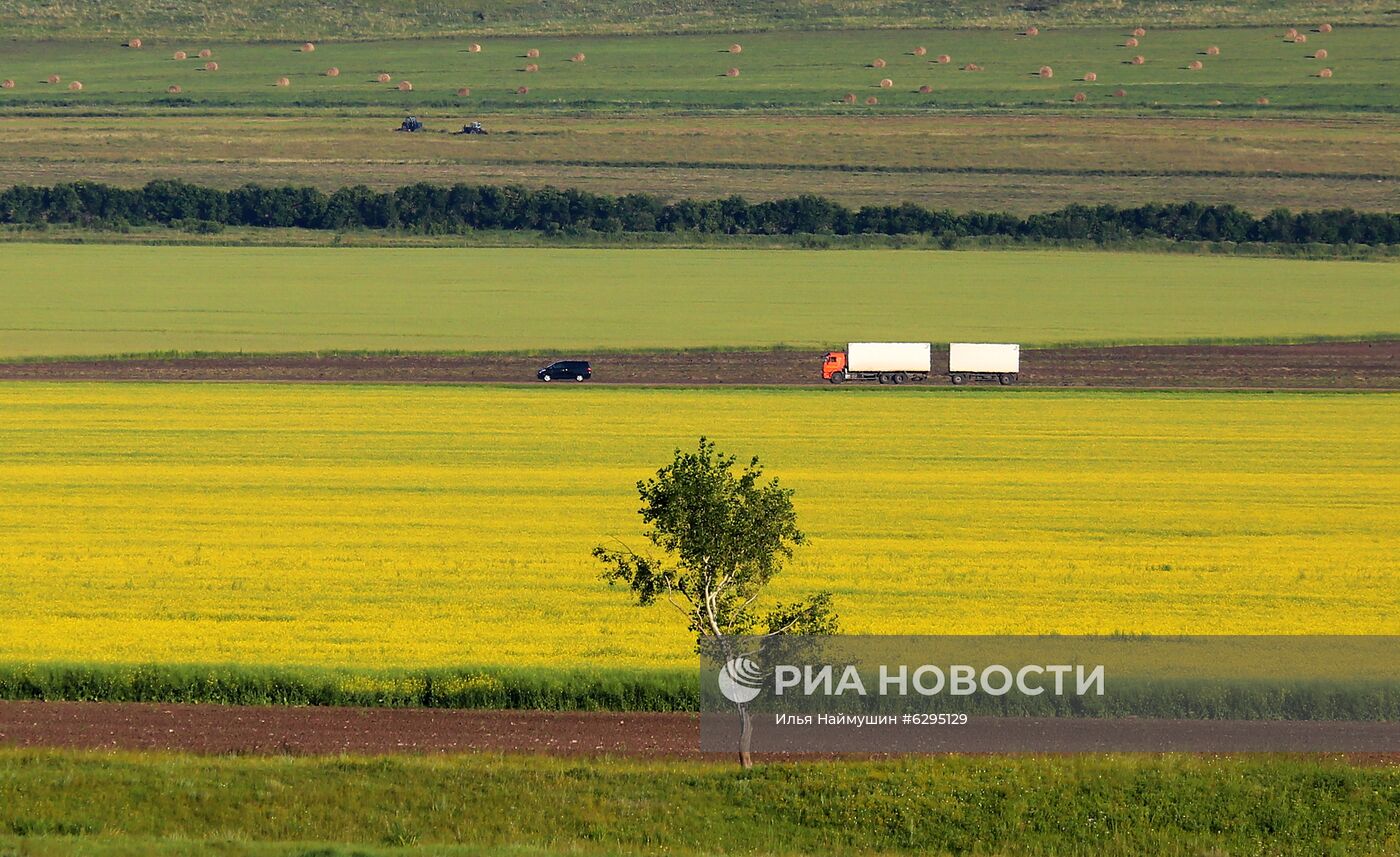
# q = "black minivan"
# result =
<box><xmin>537</xmin><ymin>360</ymin><xmax>591</xmax><ymax>382</ymax></box>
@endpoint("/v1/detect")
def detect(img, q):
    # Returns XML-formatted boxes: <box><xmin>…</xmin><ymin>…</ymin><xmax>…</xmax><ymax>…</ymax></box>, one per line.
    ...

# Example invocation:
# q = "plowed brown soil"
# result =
<box><xmin>0</xmin><ymin>341</ymin><xmax>1395</xmax><ymax>389</ymax></box>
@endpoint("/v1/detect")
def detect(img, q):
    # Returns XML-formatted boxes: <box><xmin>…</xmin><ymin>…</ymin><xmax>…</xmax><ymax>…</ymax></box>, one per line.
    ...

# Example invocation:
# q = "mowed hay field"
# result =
<box><xmin>0</xmin><ymin>27</ymin><xmax>1391</xmax><ymax>112</ymax></box>
<box><xmin>2</xmin><ymin>246</ymin><xmax>1398</xmax><ymax>358</ymax></box>
<box><xmin>1</xmin><ymin>384</ymin><xmax>1396</xmax><ymax>671</ymax></box>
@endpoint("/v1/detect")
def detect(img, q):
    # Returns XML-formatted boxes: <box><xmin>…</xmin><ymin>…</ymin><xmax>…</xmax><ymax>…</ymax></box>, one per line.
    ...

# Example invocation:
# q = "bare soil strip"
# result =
<box><xmin>1</xmin><ymin>342</ymin><xmax>1395</xmax><ymax>389</ymax></box>
<box><xmin>1</xmin><ymin>702</ymin><xmax>1395</xmax><ymax>761</ymax></box>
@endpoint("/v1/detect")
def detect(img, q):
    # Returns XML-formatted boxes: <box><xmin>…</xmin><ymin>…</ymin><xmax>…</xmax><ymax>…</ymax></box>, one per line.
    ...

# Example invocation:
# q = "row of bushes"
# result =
<box><xmin>2</xmin><ymin>180</ymin><xmax>1398</xmax><ymax>244</ymax></box>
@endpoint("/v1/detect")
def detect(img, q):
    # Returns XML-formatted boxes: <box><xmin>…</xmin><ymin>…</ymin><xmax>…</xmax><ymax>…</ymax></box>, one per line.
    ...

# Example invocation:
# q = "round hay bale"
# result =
<box><xmin>377</xmin><ymin>72</ymin><xmax>391</xmax><ymax>83</ymax></box>
<box><xmin>166</xmin><ymin>84</ymin><xmax>182</xmax><ymax>93</ymax></box>
<box><xmin>68</xmin><ymin>80</ymin><xmax>83</xmax><ymax>91</ymax></box>
<box><xmin>1207</xmin><ymin>99</ymin><xmax>1222</xmax><ymax>106</ymax></box>
<box><xmin>913</xmin><ymin>46</ymin><xmax>927</xmax><ymax>56</ymax></box>
<box><xmin>456</xmin><ymin>86</ymin><xmax>471</xmax><ymax>96</ymax></box>
<box><xmin>1319</xmin><ymin>23</ymin><xmax>1333</xmax><ymax>33</ymax></box>
<box><xmin>204</xmin><ymin>61</ymin><xmax>219</xmax><ymax>71</ymax></box>
<box><xmin>198</xmin><ymin>49</ymin><xmax>212</xmax><ymax>59</ymax></box>
<box><xmin>1084</xmin><ymin>71</ymin><xmax>1097</xmax><ymax>81</ymax></box>
<box><xmin>879</xmin><ymin>77</ymin><xmax>893</xmax><ymax>88</ymax></box>
<box><xmin>397</xmin><ymin>80</ymin><xmax>413</xmax><ymax>91</ymax></box>
<box><xmin>1256</xmin><ymin>96</ymin><xmax>1270</xmax><ymax>105</ymax></box>
<box><xmin>962</xmin><ymin>63</ymin><xmax>981</xmax><ymax>72</ymax></box>
<box><xmin>516</xmin><ymin>85</ymin><xmax>530</xmax><ymax>94</ymax></box>
<box><xmin>1072</xmin><ymin>91</ymin><xmax>1086</xmax><ymax>102</ymax></box>
<box><xmin>1125</xmin><ymin>37</ymin><xmax>1138</xmax><ymax>47</ymax></box>
<box><xmin>524</xmin><ymin>63</ymin><xmax>539</xmax><ymax>72</ymax></box>
<box><xmin>1025</xmin><ymin>26</ymin><xmax>1039</xmax><ymax>36</ymax></box>
<box><xmin>725</xmin><ymin>67</ymin><xmax>740</xmax><ymax>77</ymax></box>
<box><xmin>0</xmin><ymin>79</ymin><xmax>13</xmax><ymax>89</ymax></box>
<box><xmin>468</xmin><ymin>43</ymin><xmax>482</xmax><ymax>53</ymax></box>
<box><xmin>571</xmin><ymin>53</ymin><xmax>586</xmax><ymax>62</ymax></box>
<box><xmin>872</xmin><ymin>58</ymin><xmax>886</xmax><ymax>68</ymax></box>
<box><xmin>865</xmin><ymin>95</ymin><xmax>878</xmax><ymax>105</ymax></box>
<box><xmin>1132</xmin><ymin>27</ymin><xmax>1146</xmax><ymax>37</ymax></box>
<box><xmin>325</xmin><ymin>66</ymin><xmax>340</xmax><ymax>77</ymax></box>
<box><xmin>276</xmin><ymin>76</ymin><xmax>290</xmax><ymax>87</ymax></box>
<box><xmin>1318</xmin><ymin>67</ymin><xmax>1333</xmax><ymax>78</ymax></box>
<box><xmin>1188</xmin><ymin>60</ymin><xmax>1203</xmax><ymax>70</ymax></box>
<box><xmin>173</xmin><ymin>50</ymin><xmax>187</xmax><ymax>60</ymax></box>
<box><xmin>1131</xmin><ymin>55</ymin><xmax>1145</xmax><ymax>65</ymax></box>
<box><xmin>1206</xmin><ymin>45</ymin><xmax>1220</xmax><ymax>56</ymax></box>
<box><xmin>47</xmin><ymin>74</ymin><xmax>61</xmax><ymax>84</ymax></box>
<box><xmin>917</xmin><ymin>84</ymin><xmax>932</xmax><ymax>94</ymax></box>
<box><xmin>936</xmin><ymin>54</ymin><xmax>951</xmax><ymax>64</ymax></box>
<box><xmin>1285</xmin><ymin>28</ymin><xmax>1299</xmax><ymax>39</ymax></box>
<box><xmin>729</xmin><ymin>44</ymin><xmax>742</xmax><ymax>54</ymax></box>
<box><xmin>1294</xmin><ymin>33</ymin><xmax>1308</xmax><ymax>43</ymax></box>
<box><xmin>1113</xmin><ymin>88</ymin><xmax>1126</xmax><ymax>97</ymax></box>
<box><xmin>127</xmin><ymin>37</ymin><xmax>142</xmax><ymax>49</ymax></box>
<box><xmin>1038</xmin><ymin>65</ymin><xmax>1053</xmax><ymax>78</ymax></box>
<box><xmin>301</xmin><ymin>42</ymin><xmax>315</xmax><ymax>52</ymax></box>
<box><xmin>1314</xmin><ymin>48</ymin><xmax>1327</xmax><ymax>59</ymax></box>
<box><xmin>842</xmin><ymin>92</ymin><xmax>857</xmax><ymax>104</ymax></box>
<box><xmin>525</xmin><ymin>48</ymin><xmax>540</xmax><ymax>58</ymax></box>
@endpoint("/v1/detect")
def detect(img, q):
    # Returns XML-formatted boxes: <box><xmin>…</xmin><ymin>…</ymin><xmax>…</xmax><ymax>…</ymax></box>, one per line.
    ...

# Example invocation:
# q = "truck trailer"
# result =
<box><xmin>948</xmin><ymin>342</ymin><xmax>1020</xmax><ymax>385</ymax></box>
<box><xmin>823</xmin><ymin>342</ymin><xmax>931</xmax><ymax>384</ymax></box>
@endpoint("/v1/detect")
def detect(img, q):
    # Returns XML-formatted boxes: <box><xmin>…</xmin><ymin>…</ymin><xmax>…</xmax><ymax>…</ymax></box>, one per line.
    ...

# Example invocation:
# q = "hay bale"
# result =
<box><xmin>913</xmin><ymin>46</ymin><xmax>927</xmax><ymax>56</ymax></box>
<box><xmin>1319</xmin><ymin>23</ymin><xmax>1333</xmax><ymax>33</ymax></box>
<box><xmin>1294</xmin><ymin>33</ymin><xmax>1308</xmax><ymax>43</ymax></box>
<box><xmin>1131</xmin><ymin>55</ymin><xmax>1145</xmax><ymax>65</ymax></box>
<box><xmin>173</xmin><ymin>50</ymin><xmax>187</xmax><ymax>60</ymax></box>
<box><xmin>1314</xmin><ymin>48</ymin><xmax>1327</xmax><ymax>59</ymax></box>
<box><xmin>525</xmin><ymin>48</ymin><xmax>540</xmax><ymax>58</ymax></box>
<box><xmin>127</xmin><ymin>37</ymin><xmax>142</xmax><ymax>48</ymax></box>
<box><xmin>204</xmin><ymin>61</ymin><xmax>219</xmax><ymax>71</ymax></box>
<box><xmin>879</xmin><ymin>77</ymin><xmax>893</xmax><ymax>88</ymax></box>
<box><xmin>276</xmin><ymin>76</ymin><xmax>290</xmax><ymax>87</ymax></box>
<box><xmin>1072</xmin><ymin>91</ymin><xmax>1086</xmax><ymax>102</ymax></box>
<box><xmin>571</xmin><ymin>53</ymin><xmax>586</xmax><ymax>62</ymax></box>
<box><xmin>1206</xmin><ymin>46</ymin><xmax>1220</xmax><ymax>56</ymax></box>
<box><xmin>962</xmin><ymin>63</ymin><xmax>982</xmax><ymax>72</ymax></box>
<box><xmin>516</xmin><ymin>85</ymin><xmax>530</xmax><ymax>94</ymax></box>
<box><xmin>68</xmin><ymin>80</ymin><xmax>83</xmax><ymax>90</ymax></box>
<box><xmin>1285</xmin><ymin>28</ymin><xmax>1299</xmax><ymax>39</ymax></box>
<box><xmin>1084</xmin><ymin>71</ymin><xmax>1097</xmax><ymax>81</ymax></box>
<box><xmin>468</xmin><ymin>43</ymin><xmax>482</xmax><ymax>53</ymax></box>
<box><xmin>1125</xmin><ymin>37</ymin><xmax>1138</xmax><ymax>47</ymax></box>
<box><xmin>726</xmin><ymin>67</ymin><xmax>740</xmax><ymax>77</ymax></box>
<box><xmin>398</xmin><ymin>80</ymin><xmax>413</xmax><ymax>91</ymax></box>
<box><xmin>524</xmin><ymin>63</ymin><xmax>539</xmax><ymax>72</ymax></box>
<box><xmin>842</xmin><ymin>92</ymin><xmax>857</xmax><ymax>104</ymax></box>
<box><xmin>872</xmin><ymin>58</ymin><xmax>886</xmax><ymax>68</ymax></box>
<box><xmin>729</xmin><ymin>44</ymin><xmax>742</xmax><ymax>54</ymax></box>
<box><xmin>456</xmin><ymin>86</ymin><xmax>471</xmax><ymax>96</ymax></box>
<box><xmin>918</xmin><ymin>84</ymin><xmax>932</xmax><ymax>93</ymax></box>
<box><xmin>198</xmin><ymin>49</ymin><xmax>212</xmax><ymax>59</ymax></box>
<box><xmin>1256</xmin><ymin>96</ymin><xmax>1270</xmax><ymax>105</ymax></box>
<box><xmin>0</xmin><ymin>79</ymin><xmax>13</xmax><ymax>89</ymax></box>
<box><xmin>1208</xmin><ymin>99</ymin><xmax>1222</xmax><ymax>106</ymax></box>
<box><xmin>1132</xmin><ymin>27</ymin><xmax>1146</xmax><ymax>37</ymax></box>
<box><xmin>1025</xmin><ymin>26</ymin><xmax>1039</xmax><ymax>36</ymax></box>
<box><xmin>1113</xmin><ymin>88</ymin><xmax>1126</xmax><ymax>97</ymax></box>
<box><xmin>1318</xmin><ymin>67</ymin><xmax>1333</xmax><ymax>78</ymax></box>
<box><xmin>865</xmin><ymin>95</ymin><xmax>878</xmax><ymax>105</ymax></box>
<box><xmin>936</xmin><ymin>54</ymin><xmax>951</xmax><ymax>64</ymax></box>
<box><xmin>47</xmin><ymin>74</ymin><xmax>61</xmax><ymax>84</ymax></box>
<box><xmin>301</xmin><ymin>42</ymin><xmax>315</xmax><ymax>52</ymax></box>
<box><xmin>1039</xmin><ymin>65</ymin><xmax>1053</xmax><ymax>78</ymax></box>
<box><xmin>325</xmin><ymin>67</ymin><xmax>340</xmax><ymax>77</ymax></box>
<box><xmin>166</xmin><ymin>84</ymin><xmax>182</xmax><ymax>93</ymax></box>
<box><xmin>1188</xmin><ymin>60</ymin><xmax>1203</xmax><ymax>70</ymax></box>
<box><xmin>377</xmin><ymin>73</ymin><xmax>392</xmax><ymax>83</ymax></box>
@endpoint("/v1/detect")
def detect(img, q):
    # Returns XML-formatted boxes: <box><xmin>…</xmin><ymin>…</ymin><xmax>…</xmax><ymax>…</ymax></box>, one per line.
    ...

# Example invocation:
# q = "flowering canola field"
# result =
<box><xmin>1</xmin><ymin>383</ymin><xmax>1395</xmax><ymax>670</ymax></box>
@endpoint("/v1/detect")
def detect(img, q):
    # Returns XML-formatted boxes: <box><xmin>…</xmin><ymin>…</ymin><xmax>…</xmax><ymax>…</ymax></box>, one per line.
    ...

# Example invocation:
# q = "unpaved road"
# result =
<box><xmin>0</xmin><ymin>341</ymin><xmax>1396</xmax><ymax>389</ymax></box>
<box><xmin>1</xmin><ymin>702</ymin><xmax>1395</xmax><ymax>760</ymax></box>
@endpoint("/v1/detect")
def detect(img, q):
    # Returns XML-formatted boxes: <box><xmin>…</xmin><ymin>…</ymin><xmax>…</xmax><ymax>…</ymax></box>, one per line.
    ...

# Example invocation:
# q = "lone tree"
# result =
<box><xmin>594</xmin><ymin>437</ymin><xmax>838</xmax><ymax>768</ymax></box>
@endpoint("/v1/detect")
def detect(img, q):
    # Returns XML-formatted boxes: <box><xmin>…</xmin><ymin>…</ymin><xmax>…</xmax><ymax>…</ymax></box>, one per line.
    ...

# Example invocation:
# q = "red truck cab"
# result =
<box><xmin>822</xmin><ymin>351</ymin><xmax>847</xmax><ymax>381</ymax></box>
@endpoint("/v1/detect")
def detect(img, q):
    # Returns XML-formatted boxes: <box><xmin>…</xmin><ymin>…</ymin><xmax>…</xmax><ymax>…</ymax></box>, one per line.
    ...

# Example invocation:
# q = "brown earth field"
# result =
<box><xmin>2</xmin><ymin>341</ymin><xmax>1396</xmax><ymax>389</ymax></box>
<box><xmin>1</xmin><ymin>702</ymin><xmax>1396</xmax><ymax>761</ymax></box>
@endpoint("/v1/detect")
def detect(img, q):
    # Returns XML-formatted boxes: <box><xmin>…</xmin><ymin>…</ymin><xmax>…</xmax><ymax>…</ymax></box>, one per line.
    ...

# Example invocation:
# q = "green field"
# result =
<box><xmin>2</xmin><ymin>246</ymin><xmax>1397</xmax><ymax>358</ymax></box>
<box><xmin>0</xmin><ymin>28</ymin><xmax>1390</xmax><ymax>112</ymax></box>
<box><xmin>2</xmin><ymin>750</ymin><xmax>1397</xmax><ymax>856</ymax></box>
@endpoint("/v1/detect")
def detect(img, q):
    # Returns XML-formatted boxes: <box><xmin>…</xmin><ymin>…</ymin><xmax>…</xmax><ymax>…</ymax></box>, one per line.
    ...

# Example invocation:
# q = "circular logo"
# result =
<box><xmin>717</xmin><ymin>656</ymin><xmax>764</xmax><ymax>704</ymax></box>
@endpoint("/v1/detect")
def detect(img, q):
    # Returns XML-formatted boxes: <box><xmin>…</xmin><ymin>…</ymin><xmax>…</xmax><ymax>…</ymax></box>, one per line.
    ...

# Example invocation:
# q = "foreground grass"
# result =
<box><xmin>1</xmin><ymin>750</ymin><xmax>1397</xmax><ymax>856</ymax></box>
<box><xmin>1</xmin><ymin>386</ymin><xmax>1396</xmax><ymax>671</ymax></box>
<box><xmin>2</xmin><ymin>245</ymin><xmax>1397</xmax><ymax>357</ymax></box>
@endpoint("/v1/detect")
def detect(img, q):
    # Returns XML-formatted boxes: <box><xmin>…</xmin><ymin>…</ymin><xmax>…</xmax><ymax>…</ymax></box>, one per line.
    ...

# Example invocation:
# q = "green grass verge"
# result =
<box><xmin>1</xmin><ymin>750</ymin><xmax>1398</xmax><ymax>856</ymax></box>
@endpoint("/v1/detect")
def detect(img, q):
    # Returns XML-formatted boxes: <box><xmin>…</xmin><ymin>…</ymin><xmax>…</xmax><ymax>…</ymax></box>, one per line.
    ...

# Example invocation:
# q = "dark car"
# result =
<box><xmin>537</xmin><ymin>360</ymin><xmax>591</xmax><ymax>382</ymax></box>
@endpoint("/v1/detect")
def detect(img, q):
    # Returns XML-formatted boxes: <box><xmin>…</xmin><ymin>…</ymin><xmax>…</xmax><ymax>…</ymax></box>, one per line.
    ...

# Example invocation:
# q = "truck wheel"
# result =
<box><xmin>878</xmin><ymin>373</ymin><xmax>889</xmax><ymax>385</ymax></box>
<box><xmin>893</xmin><ymin>372</ymin><xmax>907</xmax><ymax>385</ymax></box>
<box><xmin>999</xmin><ymin>373</ymin><xmax>1014</xmax><ymax>386</ymax></box>
<box><xmin>829</xmin><ymin>371</ymin><xmax>846</xmax><ymax>385</ymax></box>
<box><xmin>950</xmin><ymin>374</ymin><xmax>965</xmax><ymax>386</ymax></box>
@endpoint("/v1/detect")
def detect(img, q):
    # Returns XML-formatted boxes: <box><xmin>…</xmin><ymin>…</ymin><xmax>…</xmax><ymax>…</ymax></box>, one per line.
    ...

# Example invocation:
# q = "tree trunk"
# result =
<box><xmin>738</xmin><ymin>703</ymin><xmax>753</xmax><ymax>769</ymax></box>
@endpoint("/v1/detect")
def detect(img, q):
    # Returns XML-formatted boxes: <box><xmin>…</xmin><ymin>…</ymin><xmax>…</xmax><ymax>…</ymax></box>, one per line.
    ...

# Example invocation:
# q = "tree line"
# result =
<box><xmin>1</xmin><ymin>180</ymin><xmax>1397</xmax><ymax>245</ymax></box>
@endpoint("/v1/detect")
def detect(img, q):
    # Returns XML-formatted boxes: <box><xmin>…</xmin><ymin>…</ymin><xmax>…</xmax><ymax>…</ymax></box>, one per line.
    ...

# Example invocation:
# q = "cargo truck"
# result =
<box><xmin>822</xmin><ymin>342</ymin><xmax>931</xmax><ymax>384</ymax></box>
<box><xmin>948</xmin><ymin>342</ymin><xmax>1019</xmax><ymax>385</ymax></box>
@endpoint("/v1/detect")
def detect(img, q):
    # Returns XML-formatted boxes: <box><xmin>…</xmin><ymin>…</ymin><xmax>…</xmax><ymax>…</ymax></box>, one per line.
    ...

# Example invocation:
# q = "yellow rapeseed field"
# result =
<box><xmin>1</xmin><ymin>384</ymin><xmax>1395</xmax><ymax>670</ymax></box>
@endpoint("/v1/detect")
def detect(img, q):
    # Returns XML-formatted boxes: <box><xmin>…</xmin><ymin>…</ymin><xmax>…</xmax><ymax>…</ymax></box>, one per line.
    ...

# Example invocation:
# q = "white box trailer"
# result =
<box><xmin>823</xmin><ymin>342</ymin><xmax>931</xmax><ymax>384</ymax></box>
<box><xmin>948</xmin><ymin>343</ymin><xmax>1020</xmax><ymax>385</ymax></box>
